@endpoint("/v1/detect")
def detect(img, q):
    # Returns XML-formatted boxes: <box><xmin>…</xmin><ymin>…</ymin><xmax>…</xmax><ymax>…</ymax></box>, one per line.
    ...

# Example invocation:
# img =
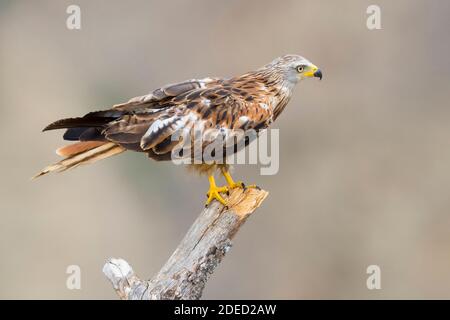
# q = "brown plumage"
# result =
<box><xmin>36</xmin><ymin>54</ymin><xmax>322</xmax><ymax>205</ymax></box>
<box><xmin>56</xmin><ymin>141</ymin><xmax>107</xmax><ymax>157</ymax></box>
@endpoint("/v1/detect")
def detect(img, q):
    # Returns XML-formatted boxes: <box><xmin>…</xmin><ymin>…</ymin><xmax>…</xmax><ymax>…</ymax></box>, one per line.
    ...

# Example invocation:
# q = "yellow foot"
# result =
<box><xmin>205</xmin><ymin>176</ymin><xmax>229</xmax><ymax>207</ymax></box>
<box><xmin>221</xmin><ymin>168</ymin><xmax>260</xmax><ymax>190</ymax></box>
<box><xmin>205</xmin><ymin>185</ymin><xmax>228</xmax><ymax>207</ymax></box>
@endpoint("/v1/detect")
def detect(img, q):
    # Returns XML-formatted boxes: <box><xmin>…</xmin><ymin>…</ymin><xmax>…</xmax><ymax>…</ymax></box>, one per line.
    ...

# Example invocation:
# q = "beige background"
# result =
<box><xmin>1</xmin><ymin>0</ymin><xmax>450</xmax><ymax>299</ymax></box>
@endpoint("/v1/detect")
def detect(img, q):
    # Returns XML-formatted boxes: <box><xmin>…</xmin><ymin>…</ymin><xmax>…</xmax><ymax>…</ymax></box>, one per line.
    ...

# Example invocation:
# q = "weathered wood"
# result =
<box><xmin>103</xmin><ymin>187</ymin><xmax>268</xmax><ymax>300</ymax></box>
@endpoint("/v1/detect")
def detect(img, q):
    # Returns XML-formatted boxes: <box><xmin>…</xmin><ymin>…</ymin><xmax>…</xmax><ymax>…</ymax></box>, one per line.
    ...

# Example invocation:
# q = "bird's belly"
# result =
<box><xmin>187</xmin><ymin>163</ymin><xmax>230</xmax><ymax>176</ymax></box>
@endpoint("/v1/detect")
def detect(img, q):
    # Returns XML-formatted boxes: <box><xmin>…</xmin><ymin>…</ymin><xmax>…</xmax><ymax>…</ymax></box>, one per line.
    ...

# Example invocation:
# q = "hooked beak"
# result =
<box><xmin>304</xmin><ymin>64</ymin><xmax>323</xmax><ymax>80</ymax></box>
<box><xmin>313</xmin><ymin>69</ymin><xmax>322</xmax><ymax>80</ymax></box>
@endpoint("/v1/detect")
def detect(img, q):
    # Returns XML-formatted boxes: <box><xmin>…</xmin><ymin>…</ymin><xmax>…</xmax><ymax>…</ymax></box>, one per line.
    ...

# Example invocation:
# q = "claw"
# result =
<box><xmin>226</xmin><ymin>178</ymin><xmax>245</xmax><ymax>190</ymax></box>
<box><xmin>220</xmin><ymin>168</ymin><xmax>259</xmax><ymax>192</ymax></box>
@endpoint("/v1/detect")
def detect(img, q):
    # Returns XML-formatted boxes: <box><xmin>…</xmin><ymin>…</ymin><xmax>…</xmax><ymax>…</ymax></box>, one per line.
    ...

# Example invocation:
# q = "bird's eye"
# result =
<box><xmin>296</xmin><ymin>65</ymin><xmax>305</xmax><ymax>73</ymax></box>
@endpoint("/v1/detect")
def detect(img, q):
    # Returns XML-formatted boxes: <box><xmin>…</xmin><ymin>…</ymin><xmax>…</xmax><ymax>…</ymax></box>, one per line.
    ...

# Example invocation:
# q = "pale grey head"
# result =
<box><xmin>262</xmin><ymin>54</ymin><xmax>322</xmax><ymax>85</ymax></box>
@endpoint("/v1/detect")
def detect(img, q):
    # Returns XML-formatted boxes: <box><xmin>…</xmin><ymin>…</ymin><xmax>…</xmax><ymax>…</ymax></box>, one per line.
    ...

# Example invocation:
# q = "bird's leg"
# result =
<box><xmin>205</xmin><ymin>175</ymin><xmax>229</xmax><ymax>207</ymax></box>
<box><xmin>220</xmin><ymin>167</ymin><xmax>258</xmax><ymax>190</ymax></box>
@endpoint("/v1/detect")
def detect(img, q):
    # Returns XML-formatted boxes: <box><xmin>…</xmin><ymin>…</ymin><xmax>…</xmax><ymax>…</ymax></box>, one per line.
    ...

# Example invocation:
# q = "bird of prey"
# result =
<box><xmin>35</xmin><ymin>54</ymin><xmax>322</xmax><ymax>206</ymax></box>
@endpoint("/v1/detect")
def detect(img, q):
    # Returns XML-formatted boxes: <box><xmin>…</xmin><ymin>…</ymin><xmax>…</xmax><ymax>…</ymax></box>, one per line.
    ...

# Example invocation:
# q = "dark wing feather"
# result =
<box><xmin>112</xmin><ymin>78</ymin><xmax>222</xmax><ymax>111</ymax></box>
<box><xmin>43</xmin><ymin>116</ymin><xmax>115</xmax><ymax>131</ymax></box>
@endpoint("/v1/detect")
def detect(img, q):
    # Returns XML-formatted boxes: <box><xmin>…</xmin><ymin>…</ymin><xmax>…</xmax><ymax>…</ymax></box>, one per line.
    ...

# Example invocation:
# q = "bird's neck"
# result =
<box><xmin>232</xmin><ymin>70</ymin><xmax>295</xmax><ymax>121</ymax></box>
<box><xmin>272</xmin><ymin>82</ymin><xmax>294</xmax><ymax>121</ymax></box>
<box><xmin>255</xmin><ymin>71</ymin><xmax>296</xmax><ymax>121</ymax></box>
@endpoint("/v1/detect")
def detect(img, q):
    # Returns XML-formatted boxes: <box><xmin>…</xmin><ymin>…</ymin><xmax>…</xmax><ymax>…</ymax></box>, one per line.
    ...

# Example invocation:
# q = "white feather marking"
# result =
<box><xmin>239</xmin><ymin>116</ymin><xmax>249</xmax><ymax>123</ymax></box>
<box><xmin>259</xmin><ymin>103</ymin><xmax>269</xmax><ymax>110</ymax></box>
<box><xmin>145</xmin><ymin>116</ymin><xmax>176</xmax><ymax>137</ymax></box>
<box><xmin>202</xmin><ymin>99</ymin><xmax>211</xmax><ymax>106</ymax></box>
<box><xmin>128</xmin><ymin>93</ymin><xmax>152</xmax><ymax>103</ymax></box>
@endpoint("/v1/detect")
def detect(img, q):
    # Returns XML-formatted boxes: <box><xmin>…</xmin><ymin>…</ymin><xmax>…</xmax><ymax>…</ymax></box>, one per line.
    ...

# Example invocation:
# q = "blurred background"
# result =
<box><xmin>1</xmin><ymin>0</ymin><xmax>450</xmax><ymax>299</ymax></box>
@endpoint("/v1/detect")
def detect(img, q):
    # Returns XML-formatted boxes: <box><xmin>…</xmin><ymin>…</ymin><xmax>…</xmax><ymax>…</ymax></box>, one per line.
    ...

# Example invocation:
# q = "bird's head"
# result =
<box><xmin>265</xmin><ymin>54</ymin><xmax>322</xmax><ymax>85</ymax></box>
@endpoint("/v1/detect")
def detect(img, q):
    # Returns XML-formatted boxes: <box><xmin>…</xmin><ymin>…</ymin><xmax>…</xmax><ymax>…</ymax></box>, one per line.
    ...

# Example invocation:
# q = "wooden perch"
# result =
<box><xmin>103</xmin><ymin>187</ymin><xmax>268</xmax><ymax>300</ymax></box>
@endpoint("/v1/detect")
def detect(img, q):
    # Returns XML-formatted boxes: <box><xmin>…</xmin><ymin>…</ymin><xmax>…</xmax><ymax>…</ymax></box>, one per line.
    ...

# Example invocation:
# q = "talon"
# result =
<box><xmin>228</xmin><ymin>181</ymin><xmax>245</xmax><ymax>189</ymax></box>
<box><xmin>220</xmin><ymin>168</ymin><xmax>256</xmax><ymax>191</ymax></box>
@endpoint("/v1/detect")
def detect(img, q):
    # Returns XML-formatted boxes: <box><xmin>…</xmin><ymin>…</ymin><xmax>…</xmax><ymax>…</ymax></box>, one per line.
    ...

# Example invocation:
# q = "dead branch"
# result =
<box><xmin>103</xmin><ymin>188</ymin><xmax>268</xmax><ymax>300</ymax></box>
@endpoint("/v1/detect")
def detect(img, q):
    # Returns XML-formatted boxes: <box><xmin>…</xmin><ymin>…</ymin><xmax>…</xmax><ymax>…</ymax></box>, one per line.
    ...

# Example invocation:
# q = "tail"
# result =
<box><xmin>33</xmin><ymin>141</ymin><xmax>125</xmax><ymax>179</ymax></box>
<box><xmin>35</xmin><ymin>111</ymin><xmax>126</xmax><ymax>179</ymax></box>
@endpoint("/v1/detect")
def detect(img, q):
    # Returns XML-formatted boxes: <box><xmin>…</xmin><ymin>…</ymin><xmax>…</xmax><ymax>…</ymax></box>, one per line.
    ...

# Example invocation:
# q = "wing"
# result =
<box><xmin>43</xmin><ymin>77</ymin><xmax>222</xmax><ymax>145</ymax></box>
<box><xmin>103</xmin><ymin>76</ymin><xmax>274</xmax><ymax>161</ymax></box>
<box><xmin>194</xmin><ymin>83</ymin><xmax>274</xmax><ymax>161</ymax></box>
<box><xmin>101</xmin><ymin>77</ymin><xmax>223</xmax><ymax>148</ymax></box>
